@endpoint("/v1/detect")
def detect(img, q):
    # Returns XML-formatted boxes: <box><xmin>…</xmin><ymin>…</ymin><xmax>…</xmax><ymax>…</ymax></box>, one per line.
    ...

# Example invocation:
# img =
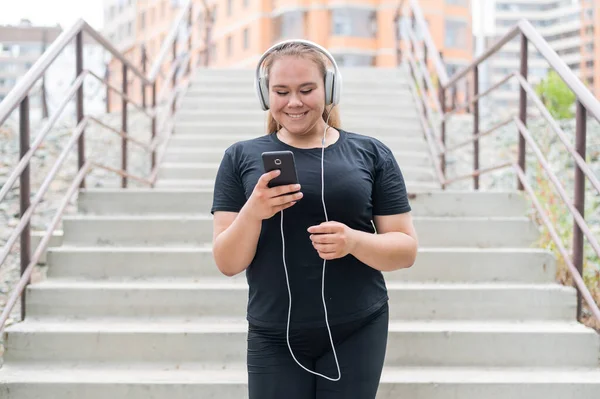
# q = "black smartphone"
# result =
<box><xmin>261</xmin><ymin>151</ymin><xmax>299</xmax><ymax>189</ymax></box>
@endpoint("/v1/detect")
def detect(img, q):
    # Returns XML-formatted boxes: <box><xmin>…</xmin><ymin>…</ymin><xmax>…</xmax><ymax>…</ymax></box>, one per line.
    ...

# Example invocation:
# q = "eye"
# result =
<box><xmin>301</xmin><ymin>89</ymin><xmax>313</xmax><ymax>94</ymax></box>
<box><xmin>276</xmin><ymin>91</ymin><xmax>288</xmax><ymax>96</ymax></box>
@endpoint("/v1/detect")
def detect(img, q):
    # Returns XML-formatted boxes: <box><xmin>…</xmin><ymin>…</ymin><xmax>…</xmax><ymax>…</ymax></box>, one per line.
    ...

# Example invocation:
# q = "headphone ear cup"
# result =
<box><xmin>258</xmin><ymin>76</ymin><xmax>270</xmax><ymax>111</ymax></box>
<box><xmin>324</xmin><ymin>70</ymin><xmax>335</xmax><ymax>105</ymax></box>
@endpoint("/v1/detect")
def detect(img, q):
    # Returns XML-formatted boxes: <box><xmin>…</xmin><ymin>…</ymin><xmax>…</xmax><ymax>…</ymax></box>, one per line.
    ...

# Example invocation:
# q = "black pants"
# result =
<box><xmin>247</xmin><ymin>302</ymin><xmax>389</xmax><ymax>399</ymax></box>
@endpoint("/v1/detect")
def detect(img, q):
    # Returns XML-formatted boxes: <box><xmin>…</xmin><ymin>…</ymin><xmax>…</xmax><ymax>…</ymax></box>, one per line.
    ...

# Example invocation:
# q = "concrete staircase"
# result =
<box><xmin>1</xmin><ymin>68</ymin><xmax>599</xmax><ymax>398</ymax></box>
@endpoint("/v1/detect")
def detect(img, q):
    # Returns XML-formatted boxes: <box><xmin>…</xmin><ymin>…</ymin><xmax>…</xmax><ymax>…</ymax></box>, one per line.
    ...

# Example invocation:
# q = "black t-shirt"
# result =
<box><xmin>211</xmin><ymin>129</ymin><xmax>412</xmax><ymax>329</ymax></box>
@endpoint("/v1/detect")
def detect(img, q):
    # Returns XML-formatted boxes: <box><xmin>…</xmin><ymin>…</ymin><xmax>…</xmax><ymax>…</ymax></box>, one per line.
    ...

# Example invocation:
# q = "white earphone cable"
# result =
<box><xmin>279</xmin><ymin>106</ymin><xmax>341</xmax><ymax>381</ymax></box>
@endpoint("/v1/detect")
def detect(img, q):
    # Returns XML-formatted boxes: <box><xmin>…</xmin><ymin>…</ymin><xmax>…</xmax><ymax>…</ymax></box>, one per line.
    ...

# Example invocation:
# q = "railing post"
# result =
<box><xmin>573</xmin><ymin>101</ymin><xmax>587</xmax><ymax>321</ymax></box>
<box><xmin>76</xmin><ymin>31</ymin><xmax>86</xmax><ymax>189</ymax></box>
<box><xmin>105</xmin><ymin>65</ymin><xmax>111</xmax><ymax>114</ymax></box>
<box><xmin>473</xmin><ymin>66</ymin><xmax>480</xmax><ymax>190</ymax></box>
<box><xmin>141</xmin><ymin>45</ymin><xmax>147</xmax><ymax>109</ymax></box>
<box><xmin>151</xmin><ymin>82</ymin><xmax>157</xmax><ymax>172</ymax></box>
<box><xmin>518</xmin><ymin>33</ymin><xmax>528</xmax><ymax>190</ymax></box>
<box><xmin>122</xmin><ymin>63</ymin><xmax>128</xmax><ymax>188</ymax></box>
<box><xmin>439</xmin><ymin>86</ymin><xmax>446</xmax><ymax>187</ymax></box>
<box><xmin>19</xmin><ymin>96</ymin><xmax>31</xmax><ymax>321</ymax></box>
<box><xmin>172</xmin><ymin>37</ymin><xmax>178</xmax><ymax>117</ymax></box>
<box><xmin>394</xmin><ymin>14</ymin><xmax>402</xmax><ymax>65</ymax></box>
<box><xmin>187</xmin><ymin>5</ymin><xmax>193</xmax><ymax>76</ymax></box>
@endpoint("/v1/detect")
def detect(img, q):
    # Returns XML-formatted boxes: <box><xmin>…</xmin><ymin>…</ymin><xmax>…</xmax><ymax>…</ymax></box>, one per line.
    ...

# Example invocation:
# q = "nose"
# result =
<box><xmin>287</xmin><ymin>92</ymin><xmax>303</xmax><ymax>107</ymax></box>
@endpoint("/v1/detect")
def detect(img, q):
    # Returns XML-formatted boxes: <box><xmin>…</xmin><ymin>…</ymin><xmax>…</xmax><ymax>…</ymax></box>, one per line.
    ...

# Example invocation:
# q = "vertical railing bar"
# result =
<box><xmin>573</xmin><ymin>100</ymin><xmax>587</xmax><ymax>321</ymax></box>
<box><xmin>141</xmin><ymin>45</ymin><xmax>147</xmax><ymax>109</ymax></box>
<box><xmin>439</xmin><ymin>86</ymin><xmax>446</xmax><ymax>188</ymax></box>
<box><xmin>151</xmin><ymin>82</ymin><xmax>157</xmax><ymax>173</ymax></box>
<box><xmin>19</xmin><ymin>96</ymin><xmax>31</xmax><ymax>321</ymax></box>
<box><xmin>75</xmin><ymin>31</ymin><xmax>86</xmax><ymax>189</ymax></box>
<box><xmin>187</xmin><ymin>5</ymin><xmax>193</xmax><ymax>75</ymax></box>
<box><xmin>105</xmin><ymin>64</ymin><xmax>111</xmax><ymax>114</ymax></box>
<box><xmin>518</xmin><ymin>33</ymin><xmax>528</xmax><ymax>190</ymax></box>
<box><xmin>122</xmin><ymin>63</ymin><xmax>128</xmax><ymax>188</ymax></box>
<box><xmin>473</xmin><ymin>66</ymin><xmax>480</xmax><ymax>190</ymax></box>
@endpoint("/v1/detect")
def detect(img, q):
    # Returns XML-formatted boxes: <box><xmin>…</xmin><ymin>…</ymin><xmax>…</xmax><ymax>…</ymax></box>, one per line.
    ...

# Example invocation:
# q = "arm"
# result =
<box><xmin>212</xmin><ymin>169</ymin><xmax>303</xmax><ymax>277</ymax></box>
<box><xmin>350</xmin><ymin>213</ymin><xmax>418</xmax><ymax>272</ymax></box>
<box><xmin>308</xmin><ymin>212</ymin><xmax>418</xmax><ymax>272</ymax></box>
<box><xmin>212</xmin><ymin>207</ymin><xmax>263</xmax><ymax>277</ymax></box>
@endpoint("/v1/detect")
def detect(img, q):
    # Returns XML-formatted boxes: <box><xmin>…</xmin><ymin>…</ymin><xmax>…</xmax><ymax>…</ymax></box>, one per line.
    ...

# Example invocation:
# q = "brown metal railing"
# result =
<box><xmin>0</xmin><ymin>0</ymin><xmax>213</xmax><ymax>333</ymax></box>
<box><xmin>395</xmin><ymin>0</ymin><xmax>600</xmax><ymax>326</ymax></box>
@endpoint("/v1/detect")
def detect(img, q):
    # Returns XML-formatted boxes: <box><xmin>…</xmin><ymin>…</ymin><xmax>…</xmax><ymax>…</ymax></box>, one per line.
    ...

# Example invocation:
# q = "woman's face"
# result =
<box><xmin>268</xmin><ymin>55</ymin><xmax>325</xmax><ymax>136</ymax></box>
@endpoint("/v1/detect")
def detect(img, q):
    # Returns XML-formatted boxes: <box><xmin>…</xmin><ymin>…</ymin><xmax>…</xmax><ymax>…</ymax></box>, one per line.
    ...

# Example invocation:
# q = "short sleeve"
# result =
<box><xmin>372</xmin><ymin>155</ymin><xmax>412</xmax><ymax>215</ymax></box>
<box><xmin>210</xmin><ymin>150</ymin><xmax>247</xmax><ymax>214</ymax></box>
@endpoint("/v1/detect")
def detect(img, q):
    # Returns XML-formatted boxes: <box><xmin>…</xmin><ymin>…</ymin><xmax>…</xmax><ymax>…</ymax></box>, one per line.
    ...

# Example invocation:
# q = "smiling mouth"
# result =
<box><xmin>285</xmin><ymin>111</ymin><xmax>308</xmax><ymax>119</ymax></box>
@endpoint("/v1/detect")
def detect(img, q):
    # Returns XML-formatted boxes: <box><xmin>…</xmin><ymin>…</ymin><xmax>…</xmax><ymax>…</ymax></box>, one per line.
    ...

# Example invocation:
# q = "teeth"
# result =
<box><xmin>288</xmin><ymin>112</ymin><xmax>306</xmax><ymax>119</ymax></box>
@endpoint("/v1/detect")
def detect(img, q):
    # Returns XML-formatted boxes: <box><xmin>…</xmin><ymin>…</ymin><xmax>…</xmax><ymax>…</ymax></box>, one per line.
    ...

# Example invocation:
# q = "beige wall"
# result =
<box><xmin>209</xmin><ymin>0</ymin><xmax>473</xmax><ymax>69</ymax></box>
<box><xmin>106</xmin><ymin>0</ymin><xmax>473</xmax><ymax>110</ymax></box>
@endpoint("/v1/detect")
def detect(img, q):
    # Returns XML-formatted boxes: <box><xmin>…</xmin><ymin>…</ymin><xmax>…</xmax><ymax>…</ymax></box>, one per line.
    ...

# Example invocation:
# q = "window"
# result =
<box><xmin>140</xmin><ymin>12</ymin><xmax>146</xmax><ymax>30</ymax></box>
<box><xmin>446</xmin><ymin>0</ymin><xmax>467</xmax><ymax>5</ymax></box>
<box><xmin>331</xmin><ymin>8</ymin><xmax>377</xmax><ymax>38</ymax></box>
<box><xmin>227</xmin><ymin>35</ymin><xmax>232</xmax><ymax>57</ymax></box>
<box><xmin>332</xmin><ymin>54</ymin><xmax>374</xmax><ymax>67</ymax></box>
<box><xmin>244</xmin><ymin>0</ymin><xmax>249</xmax><ymax>7</ymax></box>
<box><xmin>243</xmin><ymin>28</ymin><xmax>249</xmax><ymax>50</ymax></box>
<box><xmin>273</xmin><ymin>11</ymin><xmax>304</xmax><ymax>40</ymax></box>
<box><xmin>227</xmin><ymin>0</ymin><xmax>233</xmax><ymax>16</ymax></box>
<box><xmin>444</xmin><ymin>19</ymin><xmax>468</xmax><ymax>48</ymax></box>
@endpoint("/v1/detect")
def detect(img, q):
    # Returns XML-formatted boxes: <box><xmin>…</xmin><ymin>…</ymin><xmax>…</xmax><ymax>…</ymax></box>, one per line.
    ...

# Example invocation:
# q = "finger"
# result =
<box><xmin>271</xmin><ymin>183</ymin><xmax>301</xmax><ymax>198</ymax></box>
<box><xmin>258</xmin><ymin>170</ymin><xmax>281</xmax><ymax>188</ymax></box>
<box><xmin>272</xmin><ymin>191</ymin><xmax>303</xmax><ymax>206</ymax></box>
<box><xmin>310</xmin><ymin>234</ymin><xmax>336</xmax><ymax>244</ymax></box>
<box><xmin>314</xmin><ymin>243</ymin><xmax>337</xmax><ymax>253</ymax></box>
<box><xmin>308</xmin><ymin>224</ymin><xmax>340</xmax><ymax>234</ymax></box>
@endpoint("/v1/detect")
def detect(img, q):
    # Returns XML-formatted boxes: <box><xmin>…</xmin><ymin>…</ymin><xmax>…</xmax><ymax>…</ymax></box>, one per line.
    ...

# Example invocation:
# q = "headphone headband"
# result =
<box><xmin>254</xmin><ymin>39</ymin><xmax>342</xmax><ymax>111</ymax></box>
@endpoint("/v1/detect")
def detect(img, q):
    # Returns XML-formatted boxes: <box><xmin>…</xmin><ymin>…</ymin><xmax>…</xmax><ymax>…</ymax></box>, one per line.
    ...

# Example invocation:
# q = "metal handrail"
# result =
<box><xmin>395</xmin><ymin>0</ymin><xmax>600</xmax><ymax>327</ymax></box>
<box><xmin>0</xmin><ymin>0</ymin><xmax>212</xmax><ymax>332</ymax></box>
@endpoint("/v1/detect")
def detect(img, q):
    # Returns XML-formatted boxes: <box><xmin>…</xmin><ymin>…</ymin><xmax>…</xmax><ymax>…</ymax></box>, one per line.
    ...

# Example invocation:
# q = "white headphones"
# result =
<box><xmin>254</xmin><ymin>39</ymin><xmax>343</xmax><ymax>111</ymax></box>
<box><xmin>254</xmin><ymin>39</ymin><xmax>343</xmax><ymax>382</ymax></box>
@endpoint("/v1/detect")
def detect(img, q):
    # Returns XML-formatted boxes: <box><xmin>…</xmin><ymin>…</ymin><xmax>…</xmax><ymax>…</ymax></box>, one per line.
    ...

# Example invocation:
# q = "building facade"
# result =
<box><xmin>207</xmin><ymin>0</ymin><xmax>472</xmax><ymax>69</ymax></box>
<box><xmin>103</xmin><ymin>0</ymin><xmax>138</xmax><ymax>52</ymax></box>
<box><xmin>490</xmin><ymin>0</ymin><xmax>597</xmax><ymax>109</ymax></box>
<box><xmin>0</xmin><ymin>20</ymin><xmax>105</xmax><ymax>122</ymax></box>
<box><xmin>104</xmin><ymin>0</ymin><xmax>472</xmax><ymax>110</ymax></box>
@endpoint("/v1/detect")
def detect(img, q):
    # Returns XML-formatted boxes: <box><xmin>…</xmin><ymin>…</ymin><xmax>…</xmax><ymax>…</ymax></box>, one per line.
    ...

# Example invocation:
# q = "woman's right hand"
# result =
<box><xmin>243</xmin><ymin>170</ymin><xmax>303</xmax><ymax>221</ymax></box>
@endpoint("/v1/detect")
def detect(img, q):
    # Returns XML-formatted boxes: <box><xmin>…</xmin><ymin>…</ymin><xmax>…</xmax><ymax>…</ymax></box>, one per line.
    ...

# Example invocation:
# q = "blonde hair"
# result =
<box><xmin>261</xmin><ymin>42</ymin><xmax>341</xmax><ymax>134</ymax></box>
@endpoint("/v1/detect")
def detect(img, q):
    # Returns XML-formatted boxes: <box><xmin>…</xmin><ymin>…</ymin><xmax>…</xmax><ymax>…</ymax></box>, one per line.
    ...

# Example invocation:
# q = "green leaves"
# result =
<box><xmin>534</xmin><ymin>70</ymin><xmax>576</xmax><ymax>120</ymax></box>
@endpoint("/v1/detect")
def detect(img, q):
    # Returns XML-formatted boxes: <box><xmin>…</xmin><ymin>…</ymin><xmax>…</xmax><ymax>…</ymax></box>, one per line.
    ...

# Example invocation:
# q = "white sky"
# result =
<box><xmin>0</xmin><ymin>0</ymin><xmax>490</xmax><ymax>37</ymax></box>
<box><xmin>0</xmin><ymin>0</ymin><xmax>104</xmax><ymax>30</ymax></box>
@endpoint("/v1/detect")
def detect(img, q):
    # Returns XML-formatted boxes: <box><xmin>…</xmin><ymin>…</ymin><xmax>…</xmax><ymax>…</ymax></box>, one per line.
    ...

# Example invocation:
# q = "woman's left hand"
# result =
<box><xmin>307</xmin><ymin>221</ymin><xmax>358</xmax><ymax>260</ymax></box>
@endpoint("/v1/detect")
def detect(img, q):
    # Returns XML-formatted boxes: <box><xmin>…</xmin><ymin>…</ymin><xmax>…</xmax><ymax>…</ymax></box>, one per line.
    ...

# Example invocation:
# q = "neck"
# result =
<box><xmin>278</xmin><ymin>119</ymin><xmax>331</xmax><ymax>148</ymax></box>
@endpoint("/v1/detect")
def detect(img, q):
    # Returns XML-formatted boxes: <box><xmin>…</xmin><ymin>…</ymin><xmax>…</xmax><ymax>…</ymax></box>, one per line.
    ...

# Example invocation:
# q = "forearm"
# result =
<box><xmin>349</xmin><ymin>230</ymin><xmax>417</xmax><ymax>272</ymax></box>
<box><xmin>213</xmin><ymin>206</ymin><xmax>263</xmax><ymax>276</ymax></box>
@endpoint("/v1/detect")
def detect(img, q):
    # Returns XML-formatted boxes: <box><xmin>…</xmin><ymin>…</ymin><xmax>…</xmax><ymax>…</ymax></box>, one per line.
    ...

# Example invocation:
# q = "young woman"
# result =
<box><xmin>211</xmin><ymin>40</ymin><xmax>418</xmax><ymax>399</ymax></box>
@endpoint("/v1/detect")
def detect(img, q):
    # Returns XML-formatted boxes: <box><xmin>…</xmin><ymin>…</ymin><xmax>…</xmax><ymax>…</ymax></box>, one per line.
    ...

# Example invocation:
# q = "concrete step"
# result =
<box><xmin>25</xmin><ymin>280</ymin><xmax>577</xmax><ymax>321</ymax></box>
<box><xmin>175</xmin><ymin>111</ymin><xmax>420</xmax><ymax>126</ymax></box>
<box><xmin>77</xmin><ymin>190</ymin><xmax>526</xmax><ymax>218</ymax></box>
<box><xmin>1</xmin><ymin>364</ymin><xmax>599</xmax><ymax>399</ymax></box>
<box><xmin>60</xmin><ymin>215</ymin><xmax>539</xmax><ymax>248</ymax></box>
<box><xmin>162</xmin><ymin>147</ymin><xmax>432</xmax><ymax>166</ymax></box>
<box><xmin>167</xmin><ymin>133</ymin><xmax>429</xmax><ymax>152</ymax></box>
<box><xmin>4</xmin><ymin>320</ymin><xmax>598</xmax><ymax>367</ymax></box>
<box><xmin>178</xmin><ymin>97</ymin><xmax>417</xmax><ymax>111</ymax></box>
<box><xmin>157</xmin><ymin>162</ymin><xmax>436</xmax><ymax>182</ymax></box>
<box><xmin>153</xmin><ymin>178</ymin><xmax>439</xmax><ymax>191</ymax></box>
<box><xmin>172</xmin><ymin>121</ymin><xmax>423</xmax><ymax>137</ymax></box>
<box><xmin>184</xmin><ymin>87</ymin><xmax>412</xmax><ymax>100</ymax></box>
<box><xmin>46</xmin><ymin>247</ymin><xmax>557</xmax><ymax>284</ymax></box>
